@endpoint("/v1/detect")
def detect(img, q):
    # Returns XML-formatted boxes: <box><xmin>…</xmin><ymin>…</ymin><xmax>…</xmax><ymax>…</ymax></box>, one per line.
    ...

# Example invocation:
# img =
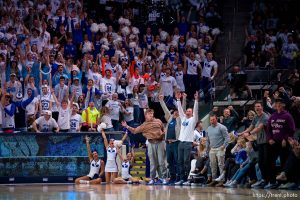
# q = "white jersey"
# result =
<box><xmin>57</xmin><ymin>106</ymin><xmax>71</xmax><ymax>130</ymax></box>
<box><xmin>121</xmin><ymin>161</ymin><xmax>131</xmax><ymax>179</ymax></box>
<box><xmin>123</xmin><ymin>106</ymin><xmax>134</xmax><ymax>122</ymax></box>
<box><xmin>70</xmin><ymin>114</ymin><xmax>82</xmax><ymax>132</ymax></box>
<box><xmin>87</xmin><ymin>159</ymin><xmax>101</xmax><ymax>178</ymax></box>
<box><xmin>6</xmin><ymin>81</ymin><xmax>22</xmax><ymax>101</ymax></box>
<box><xmin>38</xmin><ymin>93</ymin><xmax>54</xmax><ymax>111</ymax></box>
<box><xmin>186</xmin><ymin>58</ymin><xmax>200</xmax><ymax>75</ymax></box>
<box><xmin>0</xmin><ymin>104</ymin><xmax>15</xmax><ymax>128</ymax></box>
<box><xmin>35</xmin><ymin>116</ymin><xmax>58</xmax><ymax>132</ymax></box>
<box><xmin>107</xmin><ymin>147</ymin><xmax>117</xmax><ymax>161</ymax></box>
<box><xmin>194</xmin><ymin>129</ymin><xmax>204</xmax><ymax>142</ymax></box>
<box><xmin>105</xmin><ymin>146</ymin><xmax>118</xmax><ymax>172</ymax></box>
<box><xmin>101</xmin><ymin>77</ymin><xmax>116</xmax><ymax>95</ymax></box>
<box><xmin>25</xmin><ymin>97</ymin><xmax>38</xmax><ymax>115</ymax></box>
<box><xmin>88</xmin><ymin>69</ymin><xmax>102</xmax><ymax>89</ymax></box>
<box><xmin>105</xmin><ymin>100</ymin><xmax>121</xmax><ymax>120</ymax></box>
<box><xmin>175</xmin><ymin>70</ymin><xmax>185</xmax><ymax>92</ymax></box>
<box><xmin>202</xmin><ymin>59</ymin><xmax>218</xmax><ymax>78</ymax></box>
<box><xmin>105</xmin><ymin>63</ymin><xmax>121</xmax><ymax>78</ymax></box>
<box><xmin>160</xmin><ymin>75</ymin><xmax>177</xmax><ymax>97</ymax></box>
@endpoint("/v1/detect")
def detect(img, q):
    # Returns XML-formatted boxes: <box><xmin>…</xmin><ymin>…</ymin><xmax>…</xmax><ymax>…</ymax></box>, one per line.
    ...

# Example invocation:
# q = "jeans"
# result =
<box><xmin>178</xmin><ymin>141</ymin><xmax>193</xmax><ymax>181</ymax></box>
<box><xmin>266</xmin><ymin>141</ymin><xmax>289</xmax><ymax>183</ymax></box>
<box><xmin>133</xmin><ymin>105</ymin><xmax>140</xmax><ymax>124</ymax></box>
<box><xmin>209</xmin><ymin>146</ymin><xmax>225</xmax><ymax>179</ymax></box>
<box><xmin>257</xmin><ymin>143</ymin><xmax>268</xmax><ymax>181</ymax></box>
<box><xmin>111</xmin><ymin>119</ymin><xmax>119</xmax><ymax>131</ymax></box>
<box><xmin>166</xmin><ymin>141</ymin><xmax>179</xmax><ymax>180</ymax></box>
<box><xmin>231</xmin><ymin>163</ymin><xmax>251</xmax><ymax>182</ymax></box>
<box><xmin>147</xmin><ymin>141</ymin><xmax>168</xmax><ymax>179</ymax></box>
<box><xmin>200</xmin><ymin>76</ymin><xmax>213</xmax><ymax>102</ymax></box>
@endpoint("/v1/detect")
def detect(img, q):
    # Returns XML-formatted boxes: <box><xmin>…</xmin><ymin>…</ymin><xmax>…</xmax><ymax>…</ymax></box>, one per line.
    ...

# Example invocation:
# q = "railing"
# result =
<box><xmin>0</xmin><ymin>131</ymin><xmax>124</xmax><ymax>184</ymax></box>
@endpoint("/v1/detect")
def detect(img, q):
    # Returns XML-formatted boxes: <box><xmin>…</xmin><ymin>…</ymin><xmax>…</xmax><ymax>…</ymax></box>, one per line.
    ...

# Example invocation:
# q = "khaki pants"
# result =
<box><xmin>147</xmin><ymin>141</ymin><xmax>167</xmax><ymax>179</ymax></box>
<box><xmin>209</xmin><ymin>147</ymin><xmax>225</xmax><ymax>179</ymax></box>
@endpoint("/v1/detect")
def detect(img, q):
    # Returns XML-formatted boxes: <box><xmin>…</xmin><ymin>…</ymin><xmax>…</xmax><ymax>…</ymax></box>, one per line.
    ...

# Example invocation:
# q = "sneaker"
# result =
<box><xmin>206</xmin><ymin>180</ymin><xmax>217</xmax><ymax>187</ymax></box>
<box><xmin>278</xmin><ymin>182</ymin><xmax>298</xmax><ymax>190</ymax></box>
<box><xmin>223</xmin><ymin>180</ymin><xmax>232</xmax><ymax>187</ymax></box>
<box><xmin>154</xmin><ymin>179</ymin><xmax>163</xmax><ymax>185</ymax></box>
<box><xmin>191</xmin><ymin>182</ymin><xmax>202</xmax><ymax>186</ymax></box>
<box><xmin>175</xmin><ymin>180</ymin><xmax>184</xmax><ymax>185</ymax></box>
<box><xmin>190</xmin><ymin>170</ymin><xmax>200</xmax><ymax>176</ymax></box>
<box><xmin>127</xmin><ymin>181</ymin><xmax>133</xmax><ymax>184</ymax></box>
<box><xmin>214</xmin><ymin>173</ymin><xmax>225</xmax><ymax>182</ymax></box>
<box><xmin>226</xmin><ymin>180</ymin><xmax>237</xmax><ymax>188</ymax></box>
<box><xmin>276</xmin><ymin>172</ymin><xmax>287</xmax><ymax>181</ymax></box>
<box><xmin>162</xmin><ymin>179</ymin><xmax>168</xmax><ymax>185</ymax></box>
<box><xmin>264</xmin><ymin>182</ymin><xmax>278</xmax><ymax>189</ymax></box>
<box><xmin>251</xmin><ymin>180</ymin><xmax>266</xmax><ymax>189</ymax></box>
<box><xmin>215</xmin><ymin>181</ymin><xmax>224</xmax><ymax>187</ymax></box>
<box><xmin>147</xmin><ymin>179</ymin><xmax>155</xmax><ymax>185</ymax></box>
<box><xmin>183</xmin><ymin>181</ymin><xmax>191</xmax><ymax>186</ymax></box>
<box><xmin>79</xmin><ymin>180</ymin><xmax>89</xmax><ymax>184</ymax></box>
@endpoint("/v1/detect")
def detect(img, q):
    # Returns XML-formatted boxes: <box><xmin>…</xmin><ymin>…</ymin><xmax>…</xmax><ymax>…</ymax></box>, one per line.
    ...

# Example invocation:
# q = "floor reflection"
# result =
<box><xmin>0</xmin><ymin>184</ymin><xmax>299</xmax><ymax>200</ymax></box>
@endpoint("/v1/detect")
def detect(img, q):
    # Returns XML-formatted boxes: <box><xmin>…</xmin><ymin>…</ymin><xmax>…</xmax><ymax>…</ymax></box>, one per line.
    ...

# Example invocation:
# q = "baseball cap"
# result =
<box><xmin>10</xmin><ymin>73</ymin><xmax>16</xmax><ymax>76</ymax></box>
<box><xmin>72</xmin><ymin>102</ymin><xmax>79</xmax><ymax>109</ymax></box>
<box><xmin>44</xmin><ymin>110</ymin><xmax>52</xmax><ymax>116</ymax></box>
<box><xmin>42</xmin><ymin>84</ymin><xmax>48</xmax><ymax>88</ymax></box>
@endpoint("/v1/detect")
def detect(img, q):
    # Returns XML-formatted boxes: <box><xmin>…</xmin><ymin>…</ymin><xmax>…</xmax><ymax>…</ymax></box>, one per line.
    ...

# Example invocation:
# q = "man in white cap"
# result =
<box><xmin>6</xmin><ymin>73</ymin><xmax>22</xmax><ymax>101</ymax></box>
<box><xmin>32</xmin><ymin>110</ymin><xmax>59</xmax><ymax>133</ymax></box>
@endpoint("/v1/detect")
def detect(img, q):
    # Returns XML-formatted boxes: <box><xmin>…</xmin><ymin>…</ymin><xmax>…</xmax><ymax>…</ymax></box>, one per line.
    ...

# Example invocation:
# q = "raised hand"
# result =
<box><xmin>159</xmin><ymin>94</ymin><xmax>164</xmax><ymax>101</ymax></box>
<box><xmin>121</xmin><ymin>121</ymin><xmax>127</xmax><ymax>127</ymax></box>
<box><xmin>194</xmin><ymin>91</ymin><xmax>199</xmax><ymax>100</ymax></box>
<box><xmin>175</xmin><ymin>91</ymin><xmax>181</xmax><ymax>100</ymax></box>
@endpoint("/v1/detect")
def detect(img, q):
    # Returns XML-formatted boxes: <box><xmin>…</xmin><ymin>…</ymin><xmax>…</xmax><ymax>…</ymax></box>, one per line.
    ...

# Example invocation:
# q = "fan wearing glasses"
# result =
<box><xmin>75</xmin><ymin>136</ymin><xmax>105</xmax><ymax>184</ymax></box>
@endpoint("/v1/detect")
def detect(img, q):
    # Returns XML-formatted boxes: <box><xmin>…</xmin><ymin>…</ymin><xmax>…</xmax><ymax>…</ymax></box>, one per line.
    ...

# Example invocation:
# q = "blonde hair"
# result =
<box><xmin>247</xmin><ymin>110</ymin><xmax>256</xmax><ymax>118</ymax></box>
<box><xmin>198</xmin><ymin>137</ymin><xmax>207</xmax><ymax>156</ymax></box>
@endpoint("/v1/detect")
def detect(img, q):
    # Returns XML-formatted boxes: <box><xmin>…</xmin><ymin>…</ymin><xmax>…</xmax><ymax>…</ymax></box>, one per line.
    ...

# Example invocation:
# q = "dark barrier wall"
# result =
<box><xmin>0</xmin><ymin>132</ymin><xmax>123</xmax><ymax>183</ymax></box>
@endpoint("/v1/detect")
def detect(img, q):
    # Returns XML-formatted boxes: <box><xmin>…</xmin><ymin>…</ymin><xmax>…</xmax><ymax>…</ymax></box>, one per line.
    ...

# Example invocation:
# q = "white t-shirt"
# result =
<box><xmin>175</xmin><ymin>70</ymin><xmax>185</xmax><ymax>92</ymax></box>
<box><xmin>0</xmin><ymin>104</ymin><xmax>15</xmax><ymax>128</ymax></box>
<box><xmin>35</xmin><ymin>116</ymin><xmax>58</xmax><ymax>132</ymax></box>
<box><xmin>101</xmin><ymin>77</ymin><xmax>116</xmax><ymax>95</ymax></box>
<box><xmin>202</xmin><ymin>59</ymin><xmax>218</xmax><ymax>78</ymax></box>
<box><xmin>25</xmin><ymin>97</ymin><xmax>38</xmax><ymax>115</ymax></box>
<box><xmin>160</xmin><ymin>75</ymin><xmax>177</xmax><ymax>97</ymax></box>
<box><xmin>88</xmin><ymin>69</ymin><xmax>102</xmax><ymax>89</ymax></box>
<box><xmin>70</xmin><ymin>113</ymin><xmax>82</xmax><ymax>132</ymax></box>
<box><xmin>58</xmin><ymin>106</ymin><xmax>71</xmax><ymax>130</ymax></box>
<box><xmin>186</xmin><ymin>58</ymin><xmax>200</xmax><ymax>75</ymax></box>
<box><xmin>106</xmin><ymin>100</ymin><xmax>121</xmax><ymax>120</ymax></box>
<box><xmin>38</xmin><ymin>93</ymin><xmax>54</xmax><ymax>111</ymax></box>
<box><xmin>123</xmin><ymin>106</ymin><xmax>134</xmax><ymax>122</ymax></box>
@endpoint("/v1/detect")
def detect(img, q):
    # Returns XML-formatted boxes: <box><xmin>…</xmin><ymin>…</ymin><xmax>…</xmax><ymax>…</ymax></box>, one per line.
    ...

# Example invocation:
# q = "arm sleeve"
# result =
<box><xmin>4</xmin><ymin>103</ymin><xmax>16</xmax><ymax>117</ymax></box>
<box><xmin>222</xmin><ymin>125</ymin><xmax>230</xmax><ymax>147</ymax></box>
<box><xmin>21</xmin><ymin>91</ymin><xmax>35</xmax><ymax>108</ymax></box>
<box><xmin>159</xmin><ymin>99</ymin><xmax>171</xmax><ymax>120</ymax></box>
<box><xmin>176</xmin><ymin>100</ymin><xmax>185</xmax><ymax>119</ymax></box>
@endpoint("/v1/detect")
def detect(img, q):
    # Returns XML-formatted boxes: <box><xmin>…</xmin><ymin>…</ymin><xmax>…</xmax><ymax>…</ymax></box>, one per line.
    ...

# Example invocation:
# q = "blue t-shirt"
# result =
<box><xmin>166</xmin><ymin>118</ymin><xmax>176</xmax><ymax>140</ymax></box>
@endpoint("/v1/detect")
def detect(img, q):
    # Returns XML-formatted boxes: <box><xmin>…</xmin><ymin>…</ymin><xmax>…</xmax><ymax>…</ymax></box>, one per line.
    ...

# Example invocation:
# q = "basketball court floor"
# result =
<box><xmin>1</xmin><ymin>184</ymin><xmax>299</xmax><ymax>200</ymax></box>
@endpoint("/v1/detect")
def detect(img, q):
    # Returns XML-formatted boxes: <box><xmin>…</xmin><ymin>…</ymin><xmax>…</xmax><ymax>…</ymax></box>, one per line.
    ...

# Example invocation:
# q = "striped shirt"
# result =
<box><xmin>132</xmin><ymin>118</ymin><xmax>164</xmax><ymax>140</ymax></box>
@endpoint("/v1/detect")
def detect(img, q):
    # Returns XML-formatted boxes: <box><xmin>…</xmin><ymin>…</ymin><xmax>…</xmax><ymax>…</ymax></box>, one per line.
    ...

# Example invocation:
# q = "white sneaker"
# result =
<box><xmin>214</xmin><ymin>173</ymin><xmax>225</xmax><ymax>182</ymax></box>
<box><xmin>175</xmin><ymin>180</ymin><xmax>184</xmax><ymax>185</ymax></box>
<box><xmin>79</xmin><ymin>180</ymin><xmax>89</xmax><ymax>184</ymax></box>
<box><xmin>148</xmin><ymin>179</ymin><xmax>155</xmax><ymax>185</ymax></box>
<box><xmin>162</xmin><ymin>179</ymin><xmax>168</xmax><ymax>185</ymax></box>
<box><xmin>183</xmin><ymin>181</ymin><xmax>191</xmax><ymax>186</ymax></box>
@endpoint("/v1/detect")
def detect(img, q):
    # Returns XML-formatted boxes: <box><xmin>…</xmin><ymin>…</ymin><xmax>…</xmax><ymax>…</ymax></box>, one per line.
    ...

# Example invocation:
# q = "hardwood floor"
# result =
<box><xmin>0</xmin><ymin>184</ymin><xmax>299</xmax><ymax>200</ymax></box>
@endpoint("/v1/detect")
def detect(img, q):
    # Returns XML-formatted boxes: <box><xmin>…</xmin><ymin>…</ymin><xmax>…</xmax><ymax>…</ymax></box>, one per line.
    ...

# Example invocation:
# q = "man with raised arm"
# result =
<box><xmin>175</xmin><ymin>91</ymin><xmax>199</xmax><ymax>186</ymax></box>
<box><xmin>121</xmin><ymin>109</ymin><xmax>167</xmax><ymax>185</ymax></box>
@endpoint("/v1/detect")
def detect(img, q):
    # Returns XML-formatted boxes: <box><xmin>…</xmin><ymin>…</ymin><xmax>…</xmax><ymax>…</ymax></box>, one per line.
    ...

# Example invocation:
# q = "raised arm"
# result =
<box><xmin>182</xmin><ymin>93</ymin><xmax>187</xmax><ymax>112</ymax></box>
<box><xmin>158</xmin><ymin>94</ymin><xmax>171</xmax><ymax>120</ymax></box>
<box><xmin>175</xmin><ymin>91</ymin><xmax>185</xmax><ymax>119</ymax></box>
<box><xmin>101</xmin><ymin>129</ymin><xmax>109</xmax><ymax>149</ymax></box>
<box><xmin>85</xmin><ymin>136</ymin><xmax>93</xmax><ymax>162</ymax></box>
<box><xmin>193</xmin><ymin>92</ymin><xmax>199</xmax><ymax>122</ymax></box>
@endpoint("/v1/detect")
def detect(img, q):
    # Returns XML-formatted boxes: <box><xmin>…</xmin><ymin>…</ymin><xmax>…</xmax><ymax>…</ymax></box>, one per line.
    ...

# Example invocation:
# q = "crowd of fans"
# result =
<box><xmin>0</xmin><ymin>0</ymin><xmax>222</xmax><ymax>133</ymax></box>
<box><xmin>0</xmin><ymin>0</ymin><xmax>299</xmax><ymax>190</ymax></box>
